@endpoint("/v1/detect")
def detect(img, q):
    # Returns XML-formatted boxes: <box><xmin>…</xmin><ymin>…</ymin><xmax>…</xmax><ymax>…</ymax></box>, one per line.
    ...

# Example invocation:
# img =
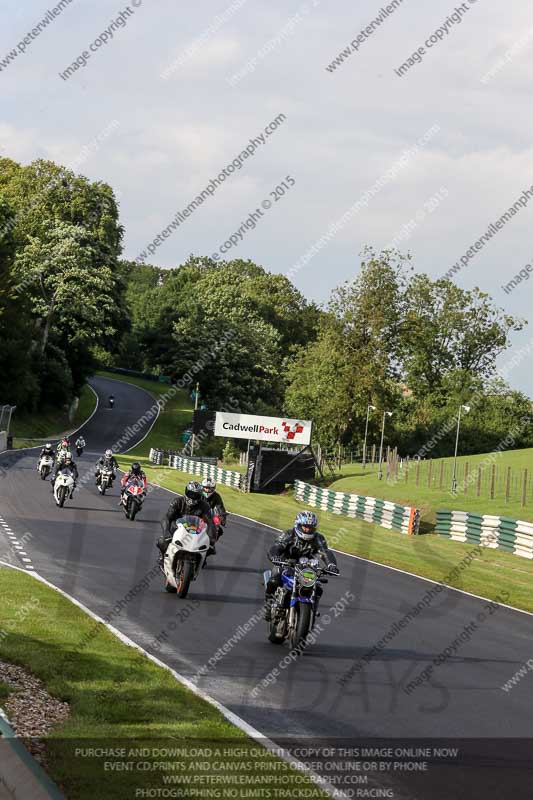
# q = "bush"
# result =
<box><xmin>222</xmin><ymin>439</ymin><xmax>240</xmax><ymax>462</ymax></box>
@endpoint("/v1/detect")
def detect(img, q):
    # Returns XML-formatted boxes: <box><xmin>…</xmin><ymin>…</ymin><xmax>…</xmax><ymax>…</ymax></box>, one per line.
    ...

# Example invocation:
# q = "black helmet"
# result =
<box><xmin>185</xmin><ymin>480</ymin><xmax>202</xmax><ymax>507</ymax></box>
<box><xmin>131</xmin><ymin>462</ymin><xmax>142</xmax><ymax>475</ymax></box>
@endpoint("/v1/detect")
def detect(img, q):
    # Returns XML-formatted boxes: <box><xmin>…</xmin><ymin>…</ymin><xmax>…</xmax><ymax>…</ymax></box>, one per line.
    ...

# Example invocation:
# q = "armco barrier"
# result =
<box><xmin>294</xmin><ymin>480</ymin><xmax>420</xmax><ymax>534</ymax></box>
<box><xmin>436</xmin><ymin>510</ymin><xmax>533</xmax><ymax>559</ymax></box>
<box><xmin>149</xmin><ymin>448</ymin><xmax>243</xmax><ymax>489</ymax></box>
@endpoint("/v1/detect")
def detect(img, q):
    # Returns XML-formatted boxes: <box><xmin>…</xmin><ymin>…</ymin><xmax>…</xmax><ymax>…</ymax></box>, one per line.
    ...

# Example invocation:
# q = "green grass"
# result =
<box><xmin>11</xmin><ymin>385</ymin><xmax>97</xmax><ymax>447</ymax></box>
<box><xmin>104</xmin><ymin>368</ymin><xmax>533</xmax><ymax>613</ymax></box>
<box><xmin>0</xmin><ymin>567</ymin><xmax>327</xmax><ymax>800</ymax></box>
<box><xmin>115</xmin><ymin>456</ymin><xmax>533</xmax><ymax>614</ymax></box>
<box><xmin>95</xmin><ymin>371</ymin><xmax>192</xmax><ymax>458</ymax></box>
<box><xmin>0</xmin><ymin>681</ymin><xmax>12</xmax><ymax>702</ymax></box>
<box><xmin>328</xmin><ymin>448</ymin><xmax>533</xmax><ymax>525</ymax></box>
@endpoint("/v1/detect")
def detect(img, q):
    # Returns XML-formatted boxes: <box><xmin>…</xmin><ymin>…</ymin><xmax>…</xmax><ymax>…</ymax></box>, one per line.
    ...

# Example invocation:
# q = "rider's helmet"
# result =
<box><xmin>201</xmin><ymin>477</ymin><xmax>216</xmax><ymax>496</ymax></box>
<box><xmin>184</xmin><ymin>480</ymin><xmax>203</xmax><ymax>508</ymax></box>
<box><xmin>64</xmin><ymin>452</ymin><xmax>73</xmax><ymax>464</ymax></box>
<box><xmin>61</xmin><ymin>438</ymin><xmax>69</xmax><ymax>448</ymax></box>
<box><xmin>294</xmin><ymin>511</ymin><xmax>318</xmax><ymax>541</ymax></box>
<box><xmin>105</xmin><ymin>448</ymin><xmax>113</xmax><ymax>458</ymax></box>
<box><xmin>131</xmin><ymin>462</ymin><xmax>142</xmax><ymax>476</ymax></box>
<box><xmin>44</xmin><ymin>443</ymin><xmax>53</xmax><ymax>453</ymax></box>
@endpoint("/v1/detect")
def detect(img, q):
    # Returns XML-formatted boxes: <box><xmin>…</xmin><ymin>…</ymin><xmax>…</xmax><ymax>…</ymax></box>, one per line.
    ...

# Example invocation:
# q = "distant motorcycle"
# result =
<box><xmin>162</xmin><ymin>515</ymin><xmax>210</xmax><ymax>598</ymax></box>
<box><xmin>75</xmin><ymin>438</ymin><xmax>85</xmax><ymax>457</ymax></box>
<box><xmin>53</xmin><ymin>469</ymin><xmax>75</xmax><ymax>508</ymax></box>
<box><xmin>108</xmin><ymin>395</ymin><xmax>115</xmax><ymax>409</ymax></box>
<box><xmin>120</xmin><ymin>477</ymin><xmax>144</xmax><ymax>520</ymax></box>
<box><xmin>37</xmin><ymin>453</ymin><xmax>54</xmax><ymax>480</ymax></box>
<box><xmin>263</xmin><ymin>556</ymin><xmax>338</xmax><ymax>650</ymax></box>
<box><xmin>97</xmin><ymin>467</ymin><xmax>114</xmax><ymax>495</ymax></box>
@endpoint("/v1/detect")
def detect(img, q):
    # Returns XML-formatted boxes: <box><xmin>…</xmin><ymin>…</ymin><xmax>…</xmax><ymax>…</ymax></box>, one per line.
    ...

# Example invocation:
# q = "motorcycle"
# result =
<box><xmin>75</xmin><ymin>440</ymin><xmax>85</xmax><ymax>457</ymax></box>
<box><xmin>97</xmin><ymin>467</ymin><xmax>114</xmax><ymax>495</ymax></box>
<box><xmin>211</xmin><ymin>504</ymin><xmax>226</xmax><ymax>544</ymax></box>
<box><xmin>263</xmin><ymin>557</ymin><xmax>338</xmax><ymax>650</ymax></box>
<box><xmin>162</xmin><ymin>515</ymin><xmax>210</xmax><ymax>598</ymax></box>
<box><xmin>108</xmin><ymin>397</ymin><xmax>115</xmax><ymax>409</ymax></box>
<box><xmin>56</xmin><ymin>448</ymin><xmax>68</xmax><ymax>464</ymax></box>
<box><xmin>120</xmin><ymin>477</ymin><xmax>144</xmax><ymax>520</ymax></box>
<box><xmin>37</xmin><ymin>453</ymin><xmax>54</xmax><ymax>480</ymax></box>
<box><xmin>53</xmin><ymin>468</ymin><xmax>75</xmax><ymax>508</ymax></box>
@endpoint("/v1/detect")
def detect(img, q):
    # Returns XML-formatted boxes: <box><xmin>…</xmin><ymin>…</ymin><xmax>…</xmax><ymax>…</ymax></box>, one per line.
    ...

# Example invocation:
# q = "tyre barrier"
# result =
<box><xmin>294</xmin><ymin>480</ymin><xmax>420</xmax><ymax>534</ymax></box>
<box><xmin>436</xmin><ymin>510</ymin><xmax>533</xmax><ymax>559</ymax></box>
<box><xmin>149</xmin><ymin>448</ymin><xmax>243</xmax><ymax>489</ymax></box>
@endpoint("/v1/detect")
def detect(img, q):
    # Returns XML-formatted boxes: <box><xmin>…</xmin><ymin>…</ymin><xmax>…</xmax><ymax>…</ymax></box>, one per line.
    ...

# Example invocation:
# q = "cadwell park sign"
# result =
<box><xmin>214</xmin><ymin>412</ymin><xmax>312</xmax><ymax>445</ymax></box>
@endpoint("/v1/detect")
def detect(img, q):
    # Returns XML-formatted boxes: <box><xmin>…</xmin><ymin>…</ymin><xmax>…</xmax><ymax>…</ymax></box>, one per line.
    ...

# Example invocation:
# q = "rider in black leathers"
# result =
<box><xmin>95</xmin><ymin>449</ymin><xmax>119</xmax><ymax>486</ymax></box>
<box><xmin>157</xmin><ymin>481</ymin><xmax>215</xmax><ymax>563</ymax></box>
<box><xmin>39</xmin><ymin>443</ymin><xmax>54</xmax><ymax>459</ymax></box>
<box><xmin>201</xmin><ymin>477</ymin><xmax>227</xmax><ymax>538</ymax></box>
<box><xmin>51</xmin><ymin>452</ymin><xmax>79</xmax><ymax>496</ymax></box>
<box><xmin>264</xmin><ymin>511</ymin><xmax>339</xmax><ymax>620</ymax></box>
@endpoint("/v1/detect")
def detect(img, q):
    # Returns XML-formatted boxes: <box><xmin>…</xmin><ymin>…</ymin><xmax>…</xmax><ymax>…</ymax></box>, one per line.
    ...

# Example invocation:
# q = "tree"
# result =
<box><xmin>401</xmin><ymin>275</ymin><xmax>523</xmax><ymax>401</ymax></box>
<box><xmin>14</xmin><ymin>222</ymin><xmax>122</xmax><ymax>390</ymax></box>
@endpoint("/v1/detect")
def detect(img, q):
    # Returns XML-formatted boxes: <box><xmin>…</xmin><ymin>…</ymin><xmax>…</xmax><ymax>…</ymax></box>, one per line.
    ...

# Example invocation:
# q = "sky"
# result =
<box><xmin>2</xmin><ymin>0</ymin><xmax>533</xmax><ymax>394</ymax></box>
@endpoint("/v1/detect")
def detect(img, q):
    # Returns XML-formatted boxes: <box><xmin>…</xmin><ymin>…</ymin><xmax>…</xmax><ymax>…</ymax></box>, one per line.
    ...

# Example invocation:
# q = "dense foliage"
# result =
<box><xmin>0</xmin><ymin>157</ymin><xmax>127</xmax><ymax>411</ymax></box>
<box><xmin>1</xmin><ymin>155</ymin><xmax>530</xmax><ymax>457</ymax></box>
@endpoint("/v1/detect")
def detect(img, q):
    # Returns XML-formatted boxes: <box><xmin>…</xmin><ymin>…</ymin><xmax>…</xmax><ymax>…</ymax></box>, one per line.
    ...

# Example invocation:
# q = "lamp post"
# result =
<box><xmin>451</xmin><ymin>404</ymin><xmax>470</xmax><ymax>494</ymax></box>
<box><xmin>190</xmin><ymin>383</ymin><xmax>200</xmax><ymax>456</ymax></box>
<box><xmin>377</xmin><ymin>411</ymin><xmax>393</xmax><ymax>480</ymax></box>
<box><xmin>362</xmin><ymin>404</ymin><xmax>376</xmax><ymax>471</ymax></box>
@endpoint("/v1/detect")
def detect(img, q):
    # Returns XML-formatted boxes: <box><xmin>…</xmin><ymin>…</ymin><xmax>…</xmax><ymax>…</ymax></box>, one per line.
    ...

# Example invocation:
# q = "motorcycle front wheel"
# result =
<box><xmin>40</xmin><ymin>467</ymin><xmax>48</xmax><ymax>480</ymax></box>
<box><xmin>289</xmin><ymin>603</ymin><xmax>312</xmax><ymax>651</ymax></box>
<box><xmin>57</xmin><ymin>486</ymin><xmax>67</xmax><ymax>508</ymax></box>
<box><xmin>129</xmin><ymin>498</ymin><xmax>139</xmax><ymax>520</ymax></box>
<box><xmin>176</xmin><ymin>560</ymin><xmax>193</xmax><ymax>598</ymax></box>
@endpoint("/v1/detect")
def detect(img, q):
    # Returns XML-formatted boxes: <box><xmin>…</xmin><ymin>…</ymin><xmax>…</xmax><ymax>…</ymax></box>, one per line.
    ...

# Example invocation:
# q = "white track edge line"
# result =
<box><xmin>0</xmin><ymin>559</ymin><xmax>346</xmax><ymax>800</ymax></box>
<box><xmin>144</xmin><ymin>479</ymin><xmax>533</xmax><ymax>619</ymax></box>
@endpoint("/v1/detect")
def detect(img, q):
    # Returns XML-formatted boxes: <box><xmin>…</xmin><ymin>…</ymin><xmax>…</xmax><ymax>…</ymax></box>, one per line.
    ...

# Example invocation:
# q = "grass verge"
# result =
<box><xmin>11</xmin><ymin>385</ymin><xmax>97</xmax><ymax>448</ymax></box>
<box><xmin>103</xmin><ymin>369</ymin><xmax>533</xmax><ymax>614</ymax></box>
<box><xmin>329</xmin><ymin>449</ymin><xmax>533</xmax><ymax>524</ymax></box>
<box><xmin>0</xmin><ymin>567</ymin><xmax>327</xmax><ymax>800</ymax></box>
<box><xmin>116</xmin><ymin>456</ymin><xmax>533</xmax><ymax>615</ymax></box>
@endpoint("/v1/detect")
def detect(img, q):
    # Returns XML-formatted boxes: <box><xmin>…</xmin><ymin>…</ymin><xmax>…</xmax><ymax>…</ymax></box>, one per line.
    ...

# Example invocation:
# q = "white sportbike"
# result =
<box><xmin>162</xmin><ymin>515</ymin><xmax>211</xmax><ymax>598</ymax></box>
<box><xmin>37</xmin><ymin>454</ymin><xmax>54</xmax><ymax>480</ymax></box>
<box><xmin>54</xmin><ymin>469</ymin><xmax>75</xmax><ymax>508</ymax></box>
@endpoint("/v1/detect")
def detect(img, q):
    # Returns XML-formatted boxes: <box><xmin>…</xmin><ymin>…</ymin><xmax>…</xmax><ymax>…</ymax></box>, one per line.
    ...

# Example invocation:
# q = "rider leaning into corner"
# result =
<box><xmin>264</xmin><ymin>511</ymin><xmax>339</xmax><ymax>620</ymax></box>
<box><xmin>157</xmin><ymin>480</ymin><xmax>216</xmax><ymax>564</ymax></box>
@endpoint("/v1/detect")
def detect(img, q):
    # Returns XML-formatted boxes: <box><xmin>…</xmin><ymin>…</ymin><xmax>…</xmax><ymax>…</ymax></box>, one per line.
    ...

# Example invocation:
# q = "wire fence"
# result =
<box><xmin>321</xmin><ymin>444</ymin><xmax>532</xmax><ymax>507</ymax></box>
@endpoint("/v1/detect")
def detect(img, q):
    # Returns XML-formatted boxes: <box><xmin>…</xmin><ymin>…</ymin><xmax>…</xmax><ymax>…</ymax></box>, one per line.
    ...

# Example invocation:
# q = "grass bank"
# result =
<box><xmin>115</xmin><ymin>456</ymin><xmax>533</xmax><ymax>615</ymax></box>
<box><xmin>104</xmin><ymin>370</ymin><xmax>533</xmax><ymax>613</ymax></box>
<box><xmin>0</xmin><ymin>567</ymin><xmax>327</xmax><ymax>800</ymax></box>
<box><xmin>329</xmin><ymin>447</ymin><xmax>533</xmax><ymax>524</ymax></box>
<box><xmin>11</xmin><ymin>385</ymin><xmax>97</xmax><ymax>448</ymax></box>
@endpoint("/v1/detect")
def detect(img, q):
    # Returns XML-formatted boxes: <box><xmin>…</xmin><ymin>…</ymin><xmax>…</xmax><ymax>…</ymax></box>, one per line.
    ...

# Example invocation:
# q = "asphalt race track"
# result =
<box><xmin>1</xmin><ymin>377</ymin><xmax>532</xmax><ymax>798</ymax></box>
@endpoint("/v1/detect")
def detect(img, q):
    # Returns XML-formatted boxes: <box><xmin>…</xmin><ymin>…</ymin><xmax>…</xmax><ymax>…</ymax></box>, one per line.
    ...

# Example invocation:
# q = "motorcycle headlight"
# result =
<box><xmin>298</xmin><ymin>569</ymin><xmax>317</xmax><ymax>588</ymax></box>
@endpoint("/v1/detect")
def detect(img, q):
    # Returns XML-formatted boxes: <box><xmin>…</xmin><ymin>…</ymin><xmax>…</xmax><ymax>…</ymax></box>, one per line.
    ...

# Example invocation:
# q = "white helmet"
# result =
<box><xmin>202</xmin><ymin>477</ymin><xmax>216</xmax><ymax>496</ymax></box>
<box><xmin>105</xmin><ymin>449</ymin><xmax>113</xmax><ymax>458</ymax></box>
<box><xmin>44</xmin><ymin>443</ymin><xmax>53</xmax><ymax>452</ymax></box>
<box><xmin>64</xmin><ymin>451</ymin><xmax>73</xmax><ymax>462</ymax></box>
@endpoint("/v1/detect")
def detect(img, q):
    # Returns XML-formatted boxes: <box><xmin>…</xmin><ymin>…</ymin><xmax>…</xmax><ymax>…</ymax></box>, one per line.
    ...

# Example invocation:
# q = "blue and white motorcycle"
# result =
<box><xmin>263</xmin><ymin>557</ymin><xmax>337</xmax><ymax>649</ymax></box>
